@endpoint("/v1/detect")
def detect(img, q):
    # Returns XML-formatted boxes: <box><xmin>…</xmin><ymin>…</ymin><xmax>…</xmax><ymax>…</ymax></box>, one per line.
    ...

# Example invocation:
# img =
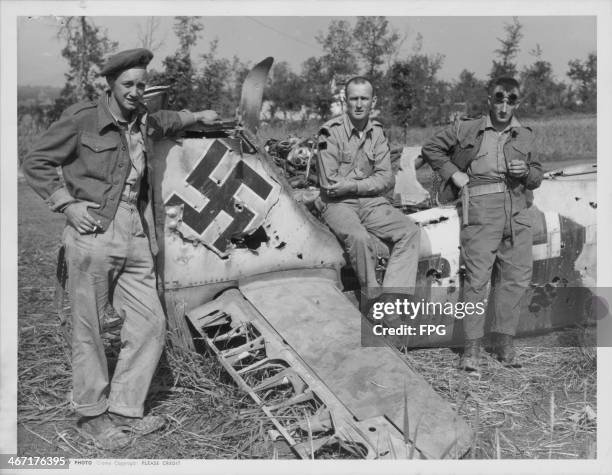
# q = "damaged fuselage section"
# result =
<box><xmin>150</xmin><ymin>126</ymin><xmax>473</xmax><ymax>459</ymax></box>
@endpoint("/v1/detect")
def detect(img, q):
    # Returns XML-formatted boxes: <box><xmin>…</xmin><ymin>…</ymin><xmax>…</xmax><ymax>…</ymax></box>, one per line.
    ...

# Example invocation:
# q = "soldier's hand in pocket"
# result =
<box><xmin>64</xmin><ymin>201</ymin><xmax>101</xmax><ymax>234</ymax></box>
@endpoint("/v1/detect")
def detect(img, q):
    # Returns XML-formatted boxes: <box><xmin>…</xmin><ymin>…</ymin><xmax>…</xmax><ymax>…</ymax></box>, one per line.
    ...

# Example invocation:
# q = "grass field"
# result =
<box><xmin>16</xmin><ymin>188</ymin><xmax>596</xmax><ymax>459</ymax></box>
<box><xmin>521</xmin><ymin>114</ymin><xmax>597</xmax><ymax>162</ymax></box>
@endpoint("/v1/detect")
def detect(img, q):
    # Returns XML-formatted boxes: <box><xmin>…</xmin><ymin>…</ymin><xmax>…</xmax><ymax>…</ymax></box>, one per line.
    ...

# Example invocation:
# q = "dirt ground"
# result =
<box><xmin>15</xmin><ymin>180</ymin><xmax>596</xmax><ymax>460</ymax></box>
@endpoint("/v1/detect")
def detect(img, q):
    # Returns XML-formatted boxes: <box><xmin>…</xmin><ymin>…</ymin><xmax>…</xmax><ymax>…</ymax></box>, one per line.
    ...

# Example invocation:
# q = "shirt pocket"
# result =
<box><xmin>473</xmin><ymin>151</ymin><xmax>488</xmax><ymax>161</ymax></box>
<box><xmin>340</xmin><ymin>150</ymin><xmax>353</xmax><ymax>163</ymax></box>
<box><xmin>356</xmin><ymin>149</ymin><xmax>374</xmax><ymax>177</ymax></box>
<box><xmin>79</xmin><ymin>132</ymin><xmax>118</xmax><ymax>180</ymax></box>
<box><xmin>338</xmin><ymin>150</ymin><xmax>354</xmax><ymax>176</ymax></box>
<box><xmin>457</xmin><ymin>132</ymin><xmax>476</xmax><ymax>152</ymax></box>
<box><xmin>510</xmin><ymin>141</ymin><xmax>531</xmax><ymax>162</ymax></box>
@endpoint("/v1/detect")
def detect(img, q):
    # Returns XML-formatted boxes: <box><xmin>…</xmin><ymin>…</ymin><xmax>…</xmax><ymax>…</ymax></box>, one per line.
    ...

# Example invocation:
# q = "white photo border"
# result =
<box><xmin>2</xmin><ymin>1</ymin><xmax>610</xmax><ymax>474</ymax></box>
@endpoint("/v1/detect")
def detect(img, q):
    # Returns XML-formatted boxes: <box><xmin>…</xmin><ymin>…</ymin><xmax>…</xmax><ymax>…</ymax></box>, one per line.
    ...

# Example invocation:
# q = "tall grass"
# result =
<box><xmin>257</xmin><ymin>120</ymin><xmax>321</xmax><ymax>142</ymax></box>
<box><xmin>18</xmin><ymin>113</ymin><xmax>596</xmax><ymax>166</ymax></box>
<box><xmin>256</xmin><ymin>114</ymin><xmax>596</xmax><ymax>164</ymax></box>
<box><xmin>387</xmin><ymin>114</ymin><xmax>596</xmax><ymax>162</ymax></box>
<box><xmin>522</xmin><ymin>114</ymin><xmax>596</xmax><ymax>161</ymax></box>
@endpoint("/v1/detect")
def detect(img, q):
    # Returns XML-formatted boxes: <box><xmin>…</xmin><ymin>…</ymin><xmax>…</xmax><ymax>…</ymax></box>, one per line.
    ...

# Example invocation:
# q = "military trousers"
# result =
<box><xmin>322</xmin><ymin>196</ymin><xmax>420</xmax><ymax>299</ymax></box>
<box><xmin>63</xmin><ymin>200</ymin><xmax>166</xmax><ymax>418</ymax></box>
<box><xmin>460</xmin><ymin>192</ymin><xmax>533</xmax><ymax>339</ymax></box>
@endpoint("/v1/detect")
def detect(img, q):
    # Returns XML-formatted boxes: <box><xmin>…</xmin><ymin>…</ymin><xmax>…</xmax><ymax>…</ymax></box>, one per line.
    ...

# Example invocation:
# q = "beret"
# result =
<box><xmin>100</xmin><ymin>48</ymin><xmax>153</xmax><ymax>77</ymax></box>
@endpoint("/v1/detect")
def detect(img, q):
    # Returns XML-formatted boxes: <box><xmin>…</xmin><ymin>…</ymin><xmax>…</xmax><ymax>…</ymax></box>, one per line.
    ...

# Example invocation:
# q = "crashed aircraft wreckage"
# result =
<box><xmin>140</xmin><ymin>57</ymin><xmax>596</xmax><ymax>459</ymax></box>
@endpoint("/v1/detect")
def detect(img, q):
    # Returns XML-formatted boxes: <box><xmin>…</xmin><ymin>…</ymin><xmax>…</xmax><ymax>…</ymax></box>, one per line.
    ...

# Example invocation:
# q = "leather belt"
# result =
<box><xmin>120</xmin><ymin>187</ymin><xmax>139</xmax><ymax>204</ymax></box>
<box><xmin>468</xmin><ymin>182</ymin><xmax>506</xmax><ymax>197</ymax></box>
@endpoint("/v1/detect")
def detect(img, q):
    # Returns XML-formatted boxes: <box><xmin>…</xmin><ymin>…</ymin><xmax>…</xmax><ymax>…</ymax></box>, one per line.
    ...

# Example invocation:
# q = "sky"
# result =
<box><xmin>18</xmin><ymin>15</ymin><xmax>596</xmax><ymax>87</ymax></box>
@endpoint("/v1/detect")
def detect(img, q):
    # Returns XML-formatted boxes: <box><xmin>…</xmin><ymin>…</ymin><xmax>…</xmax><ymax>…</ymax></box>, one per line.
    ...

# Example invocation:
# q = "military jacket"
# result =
<box><xmin>22</xmin><ymin>96</ymin><xmax>190</xmax><ymax>252</ymax></box>
<box><xmin>317</xmin><ymin>114</ymin><xmax>393</xmax><ymax>201</ymax></box>
<box><xmin>421</xmin><ymin>116</ymin><xmax>543</xmax><ymax>206</ymax></box>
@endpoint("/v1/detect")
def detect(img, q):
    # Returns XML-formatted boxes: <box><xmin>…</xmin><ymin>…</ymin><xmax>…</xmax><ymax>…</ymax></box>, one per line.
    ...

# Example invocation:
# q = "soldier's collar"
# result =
<box><xmin>509</xmin><ymin>116</ymin><xmax>521</xmax><ymax>128</ymax></box>
<box><xmin>342</xmin><ymin>113</ymin><xmax>373</xmax><ymax>138</ymax></box>
<box><xmin>97</xmin><ymin>95</ymin><xmax>116</xmax><ymax>133</ymax></box>
<box><xmin>484</xmin><ymin>114</ymin><xmax>521</xmax><ymax>132</ymax></box>
<box><xmin>99</xmin><ymin>93</ymin><xmax>146</xmax><ymax>133</ymax></box>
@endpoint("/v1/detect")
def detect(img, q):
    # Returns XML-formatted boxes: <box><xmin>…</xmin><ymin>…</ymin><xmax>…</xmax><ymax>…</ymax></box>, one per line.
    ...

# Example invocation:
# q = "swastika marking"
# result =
<box><xmin>166</xmin><ymin>140</ymin><xmax>273</xmax><ymax>253</ymax></box>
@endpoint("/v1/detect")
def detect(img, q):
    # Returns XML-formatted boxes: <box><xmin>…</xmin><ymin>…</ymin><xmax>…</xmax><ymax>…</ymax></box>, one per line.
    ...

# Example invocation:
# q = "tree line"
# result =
<box><xmin>20</xmin><ymin>16</ymin><xmax>597</xmax><ymax>131</ymax></box>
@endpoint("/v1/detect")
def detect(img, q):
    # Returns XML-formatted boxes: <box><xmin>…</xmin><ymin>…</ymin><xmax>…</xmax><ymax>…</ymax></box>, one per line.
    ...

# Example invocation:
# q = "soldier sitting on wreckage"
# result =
<box><xmin>22</xmin><ymin>48</ymin><xmax>220</xmax><ymax>450</ymax></box>
<box><xmin>315</xmin><ymin>76</ymin><xmax>421</xmax><ymax>307</ymax></box>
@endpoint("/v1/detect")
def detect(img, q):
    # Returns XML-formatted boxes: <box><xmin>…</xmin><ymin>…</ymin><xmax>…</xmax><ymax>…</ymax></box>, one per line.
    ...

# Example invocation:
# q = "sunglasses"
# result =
<box><xmin>492</xmin><ymin>92</ymin><xmax>519</xmax><ymax>106</ymax></box>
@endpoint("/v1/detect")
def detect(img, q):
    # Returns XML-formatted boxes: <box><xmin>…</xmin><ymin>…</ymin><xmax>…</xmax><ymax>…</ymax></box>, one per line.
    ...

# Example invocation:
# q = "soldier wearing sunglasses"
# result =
<box><xmin>421</xmin><ymin>77</ymin><xmax>543</xmax><ymax>371</ymax></box>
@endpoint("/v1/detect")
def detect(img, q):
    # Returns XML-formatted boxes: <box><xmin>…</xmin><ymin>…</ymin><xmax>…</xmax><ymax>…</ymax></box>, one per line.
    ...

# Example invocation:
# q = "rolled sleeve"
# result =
<box><xmin>47</xmin><ymin>186</ymin><xmax>76</xmax><ymax>212</ymax></box>
<box><xmin>147</xmin><ymin>110</ymin><xmax>188</xmax><ymax>139</ymax></box>
<box><xmin>524</xmin><ymin>155</ymin><xmax>543</xmax><ymax>190</ymax></box>
<box><xmin>439</xmin><ymin>161</ymin><xmax>462</xmax><ymax>182</ymax></box>
<box><xmin>177</xmin><ymin>110</ymin><xmax>197</xmax><ymax>128</ymax></box>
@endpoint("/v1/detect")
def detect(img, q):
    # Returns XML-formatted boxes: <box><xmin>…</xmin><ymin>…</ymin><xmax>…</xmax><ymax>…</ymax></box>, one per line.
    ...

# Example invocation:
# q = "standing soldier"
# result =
<box><xmin>421</xmin><ymin>77</ymin><xmax>543</xmax><ymax>371</ymax></box>
<box><xmin>22</xmin><ymin>48</ymin><xmax>219</xmax><ymax>449</ymax></box>
<box><xmin>316</xmin><ymin>76</ymin><xmax>421</xmax><ymax>305</ymax></box>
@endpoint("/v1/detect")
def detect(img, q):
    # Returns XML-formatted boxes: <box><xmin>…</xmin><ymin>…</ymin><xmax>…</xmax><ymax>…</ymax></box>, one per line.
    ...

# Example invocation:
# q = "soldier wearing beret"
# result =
<box><xmin>22</xmin><ymin>48</ymin><xmax>219</xmax><ymax>449</ymax></box>
<box><xmin>421</xmin><ymin>77</ymin><xmax>543</xmax><ymax>371</ymax></box>
<box><xmin>316</xmin><ymin>76</ymin><xmax>421</xmax><ymax>306</ymax></box>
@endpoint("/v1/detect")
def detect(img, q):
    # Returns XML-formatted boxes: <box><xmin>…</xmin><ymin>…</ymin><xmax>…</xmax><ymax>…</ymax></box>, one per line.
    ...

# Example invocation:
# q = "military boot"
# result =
<box><xmin>459</xmin><ymin>338</ymin><xmax>482</xmax><ymax>372</ymax></box>
<box><xmin>497</xmin><ymin>334</ymin><xmax>521</xmax><ymax>368</ymax></box>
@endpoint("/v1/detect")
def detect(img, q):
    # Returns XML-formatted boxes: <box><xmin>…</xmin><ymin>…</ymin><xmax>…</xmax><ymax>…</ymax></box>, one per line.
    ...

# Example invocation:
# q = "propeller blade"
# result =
<box><xmin>238</xmin><ymin>57</ymin><xmax>274</xmax><ymax>134</ymax></box>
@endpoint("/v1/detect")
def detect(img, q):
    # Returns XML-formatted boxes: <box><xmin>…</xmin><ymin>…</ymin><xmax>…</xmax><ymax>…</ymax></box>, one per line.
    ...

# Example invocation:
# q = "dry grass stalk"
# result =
<box><xmin>471</xmin><ymin>402</ymin><xmax>480</xmax><ymax>459</ymax></box>
<box><xmin>21</xmin><ymin>423</ymin><xmax>52</xmax><ymax>445</ymax></box>
<box><xmin>402</xmin><ymin>381</ymin><xmax>410</xmax><ymax>444</ymax></box>
<box><xmin>549</xmin><ymin>391</ymin><xmax>555</xmax><ymax>459</ymax></box>
<box><xmin>495</xmin><ymin>428</ymin><xmax>501</xmax><ymax>459</ymax></box>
